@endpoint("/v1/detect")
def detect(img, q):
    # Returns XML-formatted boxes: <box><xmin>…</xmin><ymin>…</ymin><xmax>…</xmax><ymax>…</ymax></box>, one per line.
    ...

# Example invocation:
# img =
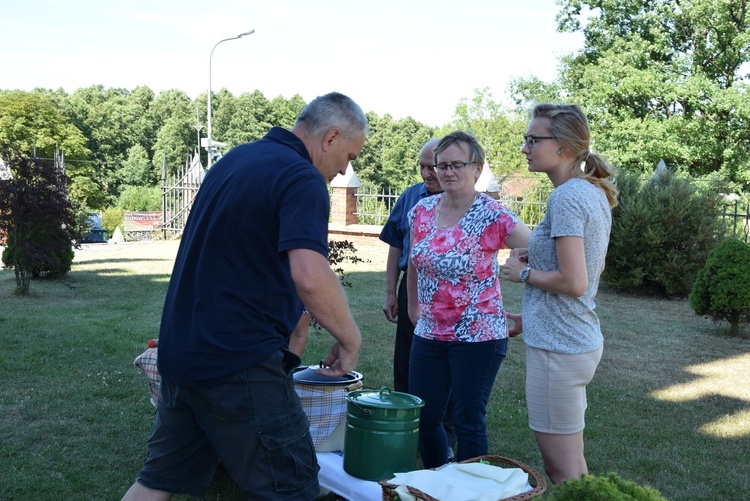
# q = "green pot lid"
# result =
<box><xmin>346</xmin><ymin>387</ymin><xmax>424</xmax><ymax>409</ymax></box>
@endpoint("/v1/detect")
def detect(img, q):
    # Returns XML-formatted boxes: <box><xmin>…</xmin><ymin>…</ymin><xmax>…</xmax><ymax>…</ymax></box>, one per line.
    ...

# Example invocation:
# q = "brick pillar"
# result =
<box><xmin>330</xmin><ymin>163</ymin><xmax>361</xmax><ymax>226</ymax></box>
<box><xmin>331</xmin><ymin>186</ymin><xmax>359</xmax><ymax>225</ymax></box>
<box><xmin>476</xmin><ymin>161</ymin><xmax>500</xmax><ymax>200</ymax></box>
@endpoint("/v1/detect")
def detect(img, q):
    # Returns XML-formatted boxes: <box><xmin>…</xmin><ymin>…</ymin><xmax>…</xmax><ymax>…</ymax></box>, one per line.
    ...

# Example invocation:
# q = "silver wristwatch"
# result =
<box><xmin>520</xmin><ymin>266</ymin><xmax>531</xmax><ymax>283</ymax></box>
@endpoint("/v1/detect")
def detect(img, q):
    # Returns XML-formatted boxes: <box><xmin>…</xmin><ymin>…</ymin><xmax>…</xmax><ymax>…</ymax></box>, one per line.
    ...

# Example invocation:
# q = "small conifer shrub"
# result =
<box><xmin>604</xmin><ymin>170</ymin><xmax>724</xmax><ymax>297</ymax></box>
<box><xmin>690</xmin><ymin>238</ymin><xmax>750</xmax><ymax>336</ymax></box>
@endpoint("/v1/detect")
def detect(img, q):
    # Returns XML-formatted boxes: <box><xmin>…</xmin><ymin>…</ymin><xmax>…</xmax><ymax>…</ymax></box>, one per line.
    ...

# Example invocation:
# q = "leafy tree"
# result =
<box><xmin>127</xmin><ymin>86</ymin><xmax>158</xmax><ymax>155</ymax></box>
<box><xmin>509</xmin><ymin>76</ymin><xmax>564</xmax><ymax>108</ymax></box>
<box><xmin>0</xmin><ymin>90</ymin><xmax>98</xmax><ymax>216</ymax></box>
<box><xmin>269</xmin><ymin>93</ymin><xmax>307</xmax><ymax>130</ymax></box>
<box><xmin>354</xmin><ymin>112</ymin><xmax>388</xmax><ymax>187</ymax></box>
<box><xmin>0</xmin><ymin>149</ymin><xmax>78</xmax><ymax>294</ymax></box>
<box><xmin>690</xmin><ymin>238</ymin><xmax>750</xmax><ymax>336</ymax></box>
<box><xmin>205</xmin><ymin>88</ymin><xmax>237</xmax><ymax>156</ymax></box>
<box><xmin>32</xmin><ymin>87</ymin><xmax>71</xmax><ymax>114</ymax></box>
<box><xmin>67</xmin><ymin>86</ymin><xmax>153</xmax><ymax>163</ymax></box>
<box><xmin>117</xmin><ymin>144</ymin><xmax>156</xmax><ymax>188</ymax></box>
<box><xmin>68</xmin><ymin>175</ymin><xmax>107</xmax><ymax>210</ymax></box>
<box><xmin>116</xmin><ymin>185</ymin><xmax>161</xmax><ymax>212</ymax></box>
<box><xmin>442</xmin><ymin>88</ymin><xmax>528</xmax><ymax>176</ymax></box>
<box><xmin>0</xmin><ymin>90</ymin><xmax>89</xmax><ymax>160</ymax></box>
<box><xmin>146</xmin><ymin>89</ymin><xmax>193</xmax><ymax>176</ymax></box>
<box><xmin>513</xmin><ymin>0</ymin><xmax>750</xmax><ymax>191</ymax></box>
<box><xmin>152</xmin><ymin>115</ymin><xmax>193</xmax><ymax>176</ymax></box>
<box><xmin>380</xmin><ymin>117</ymin><xmax>433</xmax><ymax>191</ymax></box>
<box><xmin>66</xmin><ymin>86</ymin><xmax>133</xmax><ymax>188</ymax></box>
<box><xmin>355</xmin><ymin>113</ymin><xmax>434</xmax><ymax>191</ymax></box>
<box><xmin>223</xmin><ymin>90</ymin><xmax>273</xmax><ymax>147</ymax></box>
<box><xmin>64</xmin><ymin>85</ymin><xmax>159</xmax><ymax>202</ymax></box>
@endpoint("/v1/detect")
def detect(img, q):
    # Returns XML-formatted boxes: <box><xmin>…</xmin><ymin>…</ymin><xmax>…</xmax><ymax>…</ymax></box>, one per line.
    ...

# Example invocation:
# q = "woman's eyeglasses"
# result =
<box><xmin>432</xmin><ymin>162</ymin><xmax>476</xmax><ymax>172</ymax></box>
<box><xmin>522</xmin><ymin>135</ymin><xmax>556</xmax><ymax>149</ymax></box>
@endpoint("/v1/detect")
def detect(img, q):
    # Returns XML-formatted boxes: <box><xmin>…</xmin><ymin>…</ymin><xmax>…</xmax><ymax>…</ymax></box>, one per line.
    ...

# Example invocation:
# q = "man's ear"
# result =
<box><xmin>322</xmin><ymin>128</ymin><xmax>341</xmax><ymax>152</ymax></box>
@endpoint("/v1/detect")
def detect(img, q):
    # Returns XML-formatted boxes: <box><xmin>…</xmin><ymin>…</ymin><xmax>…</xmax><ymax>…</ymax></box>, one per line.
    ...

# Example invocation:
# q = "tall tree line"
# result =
<box><xmin>2</xmin><ymin>0</ymin><xmax>749</xmax><ymax>213</ymax></box>
<box><xmin>0</xmin><ymin>87</ymin><xmax>450</xmax><ymax>211</ymax></box>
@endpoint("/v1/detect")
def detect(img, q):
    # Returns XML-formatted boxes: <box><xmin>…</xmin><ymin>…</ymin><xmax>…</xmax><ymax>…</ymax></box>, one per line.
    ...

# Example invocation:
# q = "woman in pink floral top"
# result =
<box><xmin>407</xmin><ymin>131</ymin><xmax>530</xmax><ymax>467</ymax></box>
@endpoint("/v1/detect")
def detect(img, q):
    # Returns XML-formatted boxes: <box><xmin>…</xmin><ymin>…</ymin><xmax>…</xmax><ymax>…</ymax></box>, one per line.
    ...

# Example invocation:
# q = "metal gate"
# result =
<box><xmin>161</xmin><ymin>151</ymin><xmax>205</xmax><ymax>239</ymax></box>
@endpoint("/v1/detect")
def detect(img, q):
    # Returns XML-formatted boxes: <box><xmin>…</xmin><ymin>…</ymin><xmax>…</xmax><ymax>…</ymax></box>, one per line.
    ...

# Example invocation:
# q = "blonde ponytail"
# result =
<box><xmin>532</xmin><ymin>104</ymin><xmax>619</xmax><ymax>208</ymax></box>
<box><xmin>581</xmin><ymin>152</ymin><xmax>618</xmax><ymax>208</ymax></box>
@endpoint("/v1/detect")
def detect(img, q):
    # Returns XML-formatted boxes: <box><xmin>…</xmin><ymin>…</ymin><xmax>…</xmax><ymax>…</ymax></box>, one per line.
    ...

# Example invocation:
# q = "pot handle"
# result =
<box><xmin>350</xmin><ymin>401</ymin><xmax>372</xmax><ymax>415</ymax></box>
<box><xmin>348</xmin><ymin>386</ymin><xmax>393</xmax><ymax>416</ymax></box>
<box><xmin>345</xmin><ymin>381</ymin><xmax>363</xmax><ymax>392</ymax></box>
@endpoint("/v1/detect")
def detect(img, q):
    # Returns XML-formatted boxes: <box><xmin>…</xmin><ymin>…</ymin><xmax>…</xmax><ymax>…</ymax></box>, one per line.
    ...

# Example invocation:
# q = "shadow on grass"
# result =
<box><xmin>73</xmin><ymin>257</ymin><xmax>176</xmax><ymax>266</ymax></box>
<box><xmin>2</xmin><ymin>244</ymin><xmax>749</xmax><ymax>500</ymax></box>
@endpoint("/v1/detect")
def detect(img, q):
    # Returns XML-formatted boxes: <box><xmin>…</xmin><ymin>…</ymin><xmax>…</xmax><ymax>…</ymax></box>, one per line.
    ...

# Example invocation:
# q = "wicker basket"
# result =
<box><xmin>379</xmin><ymin>454</ymin><xmax>547</xmax><ymax>501</ymax></box>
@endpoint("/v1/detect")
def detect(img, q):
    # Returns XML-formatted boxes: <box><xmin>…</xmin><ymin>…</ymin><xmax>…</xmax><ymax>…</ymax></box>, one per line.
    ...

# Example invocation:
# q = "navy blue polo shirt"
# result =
<box><xmin>379</xmin><ymin>182</ymin><xmax>436</xmax><ymax>271</ymax></box>
<box><xmin>157</xmin><ymin>127</ymin><xmax>329</xmax><ymax>386</ymax></box>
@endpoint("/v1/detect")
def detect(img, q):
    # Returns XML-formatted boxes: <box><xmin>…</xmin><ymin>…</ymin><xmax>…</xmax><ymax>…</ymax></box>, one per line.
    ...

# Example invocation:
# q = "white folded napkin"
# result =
<box><xmin>390</xmin><ymin>462</ymin><xmax>531</xmax><ymax>501</ymax></box>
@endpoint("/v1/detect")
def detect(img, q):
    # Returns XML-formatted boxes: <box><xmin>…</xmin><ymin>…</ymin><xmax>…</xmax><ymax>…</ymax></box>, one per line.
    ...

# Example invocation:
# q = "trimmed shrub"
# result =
<box><xmin>689</xmin><ymin>238</ymin><xmax>750</xmax><ymax>336</ymax></box>
<box><xmin>548</xmin><ymin>472</ymin><xmax>667</xmax><ymax>500</ymax></box>
<box><xmin>603</xmin><ymin>170</ymin><xmax>724</xmax><ymax>297</ymax></box>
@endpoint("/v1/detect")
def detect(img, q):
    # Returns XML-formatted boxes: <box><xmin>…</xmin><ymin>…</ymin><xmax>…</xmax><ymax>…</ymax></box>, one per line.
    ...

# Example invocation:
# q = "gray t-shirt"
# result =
<box><xmin>522</xmin><ymin>178</ymin><xmax>612</xmax><ymax>354</ymax></box>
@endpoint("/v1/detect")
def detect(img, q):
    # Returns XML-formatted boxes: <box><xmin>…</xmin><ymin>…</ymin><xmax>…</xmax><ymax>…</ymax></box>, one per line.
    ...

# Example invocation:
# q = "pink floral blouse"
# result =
<box><xmin>408</xmin><ymin>193</ymin><xmax>518</xmax><ymax>342</ymax></box>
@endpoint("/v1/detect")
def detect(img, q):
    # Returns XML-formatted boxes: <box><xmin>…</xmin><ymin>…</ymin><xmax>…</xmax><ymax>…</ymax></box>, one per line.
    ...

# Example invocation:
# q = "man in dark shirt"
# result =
<box><xmin>123</xmin><ymin>92</ymin><xmax>367</xmax><ymax>501</ymax></box>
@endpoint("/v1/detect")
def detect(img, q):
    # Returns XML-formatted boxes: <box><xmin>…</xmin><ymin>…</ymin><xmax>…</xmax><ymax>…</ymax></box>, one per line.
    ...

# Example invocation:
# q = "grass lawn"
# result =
<box><xmin>1</xmin><ymin>239</ymin><xmax>748</xmax><ymax>500</ymax></box>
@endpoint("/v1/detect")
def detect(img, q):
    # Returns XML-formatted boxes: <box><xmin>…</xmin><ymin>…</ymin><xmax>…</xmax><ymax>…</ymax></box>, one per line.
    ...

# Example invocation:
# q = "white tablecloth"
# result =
<box><xmin>316</xmin><ymin>452</ymin><xmax>382</xmax><ymax>501</ymax></box>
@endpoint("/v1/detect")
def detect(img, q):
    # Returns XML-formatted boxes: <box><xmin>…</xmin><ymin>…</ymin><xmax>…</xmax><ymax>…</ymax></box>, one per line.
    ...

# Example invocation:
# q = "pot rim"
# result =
<box><xmin>292</xmin><ymin>365</ymin><xmax>363</xmax><ymax>386</ymax></box>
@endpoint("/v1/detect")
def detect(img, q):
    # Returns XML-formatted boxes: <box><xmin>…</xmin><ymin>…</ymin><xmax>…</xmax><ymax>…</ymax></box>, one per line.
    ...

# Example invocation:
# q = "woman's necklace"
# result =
<box><xmin>435</xmin><ymin>192</ymin><xmax>479</xmax><ymax>229</ymax></box>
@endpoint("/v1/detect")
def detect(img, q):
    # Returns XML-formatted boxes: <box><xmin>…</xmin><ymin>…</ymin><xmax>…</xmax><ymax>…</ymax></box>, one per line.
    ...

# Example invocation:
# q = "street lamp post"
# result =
<box><xmin>207</xmin><ymin>29</ymin><xmax>255</xmax><ymax>168</ymax></box>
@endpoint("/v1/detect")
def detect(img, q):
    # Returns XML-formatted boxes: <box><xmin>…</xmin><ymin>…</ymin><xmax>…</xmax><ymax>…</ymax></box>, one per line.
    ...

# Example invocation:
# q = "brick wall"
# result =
<box><xmin>328</xmin><ymin>223</ymin><xmax>386</xmax><ymax>250</ymax></box>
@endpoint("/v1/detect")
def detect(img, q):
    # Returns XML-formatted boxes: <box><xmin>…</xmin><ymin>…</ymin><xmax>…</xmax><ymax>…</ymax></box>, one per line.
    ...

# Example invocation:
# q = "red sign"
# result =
<box><xmin>123</xmin><ymin>212</ymin><xmax>163</xmax><ymax>232</ymax></box>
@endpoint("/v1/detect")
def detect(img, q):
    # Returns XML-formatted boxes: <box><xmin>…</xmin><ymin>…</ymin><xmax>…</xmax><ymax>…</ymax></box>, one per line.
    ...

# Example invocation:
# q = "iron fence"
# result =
<box><xmin>161</xmin><ymin>153</ymin><xmax>204</xmax><ymax>239</ymax></box>
<box><xmin>357</xmin><ymin>188</ymin><xmax>748</xmax><ymax>244</ymax></box>
<box><xmin>722</xmin><ymin>201</ymin><xmax>749</xmax><ymax>243</ymax></box>
<box><xmin>354</xmin><ymin>187</ymin><xmax>400</xmax><ymax>226</ymax></box>
<box><xmin>495</xmin><ymin>197</ymin><xmax>547</xmax><ymax>228</ymax></box>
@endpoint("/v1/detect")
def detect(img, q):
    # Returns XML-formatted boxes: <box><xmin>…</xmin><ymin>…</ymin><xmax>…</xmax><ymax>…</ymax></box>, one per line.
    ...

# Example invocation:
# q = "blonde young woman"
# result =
<box><xmin>503</xmin><ymin>104</ymin><xmax>618</xmax><ymax>484</ymax></box>
<box><xmin>407</xmin><ymin>131</ymin><xmax>530</xmax><ymax>468</ymax></box>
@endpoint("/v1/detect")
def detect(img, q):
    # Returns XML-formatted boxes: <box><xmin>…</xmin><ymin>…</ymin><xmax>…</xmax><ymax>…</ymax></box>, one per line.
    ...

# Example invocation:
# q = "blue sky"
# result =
<box><xmin>0</xmin><ymin>0</ymin><xmax>584</xmax><ymax>127</ymax></box>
